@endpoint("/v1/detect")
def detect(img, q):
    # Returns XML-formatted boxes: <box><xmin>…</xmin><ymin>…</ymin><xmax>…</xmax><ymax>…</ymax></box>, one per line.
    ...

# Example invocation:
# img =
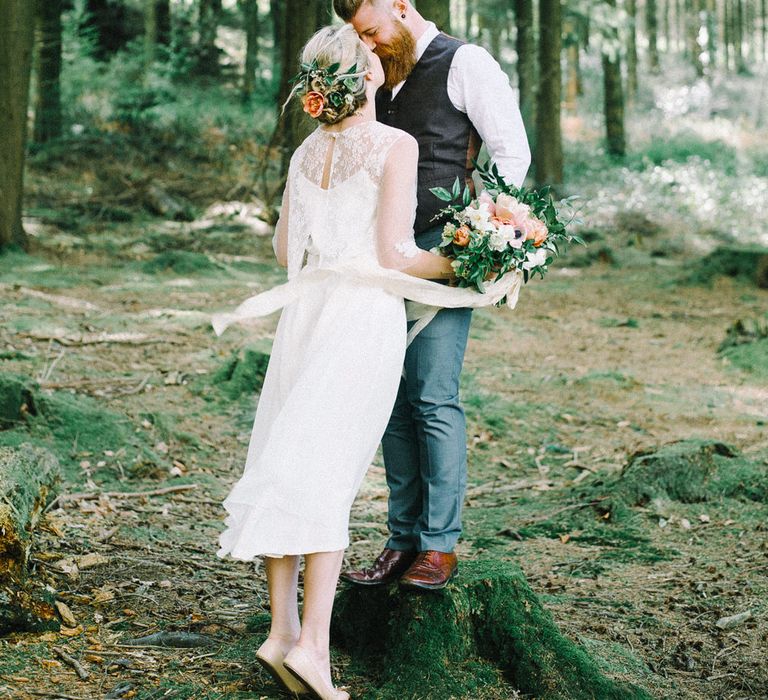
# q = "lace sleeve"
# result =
<box><xmin>376</xmin><ymin>134</ymin><xmax>422</xmax><ymax>270</ymax></box>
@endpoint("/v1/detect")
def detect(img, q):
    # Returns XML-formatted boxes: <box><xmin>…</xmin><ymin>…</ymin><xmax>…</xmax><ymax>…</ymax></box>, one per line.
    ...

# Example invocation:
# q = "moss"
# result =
<box><xmin>0</xmin><ymin>445</ymin><xmax>61</xmax><ymax>575</ymax></box>
<box><xmin>211</xmin><ymin>343</ymin><xmax>271</xmax><ymax>400</ymax></box>
<box><xmin>687</xmin><ymin>245</ymin><xmax>768</xmax><ymax>287</ymax></box>
<box><xmin>0</xmin><ymin>374</ymin><xmax>38</xmax><ymax>429</ymax></box>
<box><xmin>617</xmin><ymin>440</ymin><xmax>736</xmax><ymax>505</ymax></box>
<box><xmin>720</xmin><ymin>338</ymin><xmax>768</xmax><ymax>380</ymax></box>
<box><xmin>141</xmin><ymin>250</ymin><xmax>222</xmax><ymax>275</ymax></box>
<box><xmin>331</xmin><ymin>560</ymin><xmax>651</xmax><ymax>699</ymax></box>
<box><xmin>0</xmin><ymin>371</ymin><xmax>161</xmax><ymax>486</ymax></box>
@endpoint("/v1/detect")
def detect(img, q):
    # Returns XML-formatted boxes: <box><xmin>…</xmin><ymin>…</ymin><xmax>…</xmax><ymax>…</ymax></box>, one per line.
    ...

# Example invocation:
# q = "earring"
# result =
<box><xmin>401</xmin><ymin>13</ymin><xmax>406</xmax><ymax>18</ymax></box>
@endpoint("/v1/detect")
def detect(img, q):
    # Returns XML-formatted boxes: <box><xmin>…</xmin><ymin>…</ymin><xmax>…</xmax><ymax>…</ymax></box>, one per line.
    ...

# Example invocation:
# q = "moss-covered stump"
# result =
<box><xmin>618</xmin><ymin>440</ymin><xmax>736</xmax><ymax>505</ymax></box>
<box><xmin>0</xmin><ymin>374</ymin><xmax>38</xmax><ymax>429</ymax></box>
<box><xmin>690</xmin><ymin>245</ymin><xmax>768</xmax><ymax>287</ymax></box>
<box><xmin>0</xmin><ymin>445</ymin><xmax>61</xmax><ymax>635</ymax></box>
<box><xmin>331</xmin><ymin>560</ymin><xmax>650</xmax><ymax>700</ymax></box>
<box><xmin>615</xmin><ymin>439</ymin><xmax>768</xmax><ymax>507</ymax></box>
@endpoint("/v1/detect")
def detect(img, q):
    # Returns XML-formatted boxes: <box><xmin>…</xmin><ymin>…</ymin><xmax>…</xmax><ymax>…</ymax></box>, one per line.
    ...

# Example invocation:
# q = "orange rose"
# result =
<box><xmin>453</xmin><ymin>225</ymin><xmax>471</xmax><ymax>247</ymax></box>
<box><xmin>302</xmin><ymin>91</ymin><xmax>325</xmax><ymax>118</ymax></box>
<box><xmin>524</xmin><ymin>217</ymin><xmax>549</xmax><ymax>247</ymax></box>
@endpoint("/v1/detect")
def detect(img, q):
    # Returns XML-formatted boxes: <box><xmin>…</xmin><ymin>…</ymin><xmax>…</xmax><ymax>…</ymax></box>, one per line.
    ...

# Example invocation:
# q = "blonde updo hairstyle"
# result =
<box><xmin>299</xmin><ymin>24</ymin><xmax>370</xmax><ymax>125</ymax></box>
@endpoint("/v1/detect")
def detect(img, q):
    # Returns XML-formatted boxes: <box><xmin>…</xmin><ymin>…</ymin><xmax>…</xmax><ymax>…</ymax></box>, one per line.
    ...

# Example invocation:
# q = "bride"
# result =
<box><xmin>212</xmin><ymin>23</ymin><xmax>519</xmax><ymax>700</ymax></box>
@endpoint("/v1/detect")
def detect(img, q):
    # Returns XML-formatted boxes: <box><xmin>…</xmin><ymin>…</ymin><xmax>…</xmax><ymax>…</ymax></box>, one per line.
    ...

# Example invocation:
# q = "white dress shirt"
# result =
<box><xmin>389</xmin><ymin>22</ymin><xmax>531</xmax><ymax>188</ymax></box>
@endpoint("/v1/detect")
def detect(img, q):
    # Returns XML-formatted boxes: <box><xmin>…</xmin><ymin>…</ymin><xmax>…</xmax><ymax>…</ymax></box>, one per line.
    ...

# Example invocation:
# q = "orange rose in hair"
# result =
<box><xmin>302</xmin><ymin>91</ymin><xmax>325</xmax><ymax>118</ymax></box>
<box><xmin>453</xmin><ymin>225</ymin><xmax>471</xmax><ymax>247</ymax></box>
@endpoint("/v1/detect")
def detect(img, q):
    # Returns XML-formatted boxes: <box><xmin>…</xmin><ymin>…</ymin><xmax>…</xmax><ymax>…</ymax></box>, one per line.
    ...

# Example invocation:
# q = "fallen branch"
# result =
<box><xmin>52</xmin><ymin>646</ymin><xmax>90</xmax><ymax>680</ymax></box>
<box><xmin>46</xmin><ymin>484</ymin><xmax>198</xmax><ymax>512</ymax></box>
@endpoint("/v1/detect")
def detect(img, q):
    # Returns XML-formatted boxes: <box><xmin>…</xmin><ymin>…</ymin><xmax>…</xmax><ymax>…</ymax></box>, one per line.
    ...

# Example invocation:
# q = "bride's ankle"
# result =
<box><xmin>265</xmin><ymin>630</ymin><xmax>300</xmax><ymax>647</ymax></box>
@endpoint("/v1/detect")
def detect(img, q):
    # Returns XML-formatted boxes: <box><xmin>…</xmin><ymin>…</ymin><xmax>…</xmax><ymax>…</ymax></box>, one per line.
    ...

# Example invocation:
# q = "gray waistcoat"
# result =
<box><xmin>376</xmin><ymin>33</ymin><xmax>481</xmax><ymax>246</ymax></box>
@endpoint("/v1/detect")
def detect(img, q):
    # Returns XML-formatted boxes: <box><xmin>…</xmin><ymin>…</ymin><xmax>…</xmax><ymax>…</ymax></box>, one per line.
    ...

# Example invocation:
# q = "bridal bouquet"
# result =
<box><xmin>431</xmin><ymin>162</ymin><xmax>583</xmax><ymax>295</ymax></box>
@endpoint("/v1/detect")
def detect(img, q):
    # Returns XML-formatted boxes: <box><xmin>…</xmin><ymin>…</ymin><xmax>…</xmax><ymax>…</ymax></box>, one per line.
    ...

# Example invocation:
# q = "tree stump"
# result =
<box><xmin>0</xmin><ymin>444</ymin><xmax>61</xmax><ymax>634</ymax></box>
<box><xmin>331</xmin><ymin>560</ymin><xmax>650</xmax><ymax>699</ymax></box>
<box><xmin>692</xmin><ymin>245</ymin><xmax>768</xmax><ymax>287</ymax></box>
<box><xmin>615</xmin><ymin>439</ymin><xmax>768</xmax><ymax>507</ymax></box>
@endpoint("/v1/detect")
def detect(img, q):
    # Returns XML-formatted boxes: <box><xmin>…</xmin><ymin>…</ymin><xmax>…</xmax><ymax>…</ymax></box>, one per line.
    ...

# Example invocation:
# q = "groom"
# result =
<box><xmin>335</xmin><ymin>0</ymin><xmax>531</xmax><ymax>589</ymax></box>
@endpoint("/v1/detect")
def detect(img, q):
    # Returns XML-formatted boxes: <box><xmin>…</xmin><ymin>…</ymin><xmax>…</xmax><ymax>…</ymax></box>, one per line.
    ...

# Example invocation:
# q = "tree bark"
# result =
<box><xmin>564</xmin><ymin>18</ymin><xmax>580</xmax><ymax>113</ymax></box>
<box><xmin>240</xmin><ymin>0</ymin><xmax>259</xmax><ymax>102</ymax></box>
<box><xmin>0</xmin><ymin>0</ymin><xmax>35</xmax><ymax>252</ymax></box>
<box><xmin>197</xmin><ymin>0</ymin><xmax>222</xmax><ymax>75</ymax></box>
<box><xmin>626</xmin><ymin>0</ymin><xmax>639</xmax><ymax>100</ymax></box>
<box><xmin>687</xmin><ymin>0</ymin><xmax>705</xmax><ymax>75</ymax></box>
<box><xmin>80</xmin><ymin>0</ymin><xmax>137</xmax><ymax>60</ymax></box>
<box><xmin>33</xmin><ymin>0</ymin><xmax>63</xmax><ymax>144</ymax></box>
<box><xmin>416</xmin><ymin>0</ymin><xmax>452</xmax><ymax>33</ymax></box>
<box><xmin>515</xmin><ymin>0</ymin><xmax>536</xmax><ymax>145</ymax></box>
<box><xmin>534</xmin><ymin>0</ymin><xmax>563</xmax><ymax>186</ymax></box>
<box><xmin>647</xmin><ymin>0</ymin><xmax>661</xmax><ymax>71</ymax></box>
<box><xmin>144</xmin><ymin>0</ymin><xmax>157</xmax><ymax>69</ymax></box>
<box><xmin>602</xmin><ymin>0</ymin><xmax>626</xmax><ymax>157</ymax></box>
<box><xmin>275</xmin><ymin>0</ymin><xmax>326</xmax><ymax>176</ymax></box>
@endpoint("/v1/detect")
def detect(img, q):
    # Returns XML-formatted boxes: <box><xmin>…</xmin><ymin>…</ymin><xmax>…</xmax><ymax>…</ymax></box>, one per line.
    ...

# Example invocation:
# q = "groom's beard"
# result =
<box><xmin>376</xmin><ymin>23</ymin><xmax>418</xmax><ymax>90</ymax></box>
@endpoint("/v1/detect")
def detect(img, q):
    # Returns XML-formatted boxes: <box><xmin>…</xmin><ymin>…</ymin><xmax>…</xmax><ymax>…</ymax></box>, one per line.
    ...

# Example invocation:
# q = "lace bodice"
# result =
<box><xmin>274</xmin><ymin>121</ymin><xmax>422</xmax><ymax>278</ymax></box>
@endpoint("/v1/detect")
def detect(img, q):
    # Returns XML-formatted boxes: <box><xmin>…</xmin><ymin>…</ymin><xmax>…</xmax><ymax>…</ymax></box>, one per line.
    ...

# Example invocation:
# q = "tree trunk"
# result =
<box><xmin>197</xmin><ymin>0</ymin><xmax>222</xmax><ymax>75</ymax></box>
<box><xmin>515</xmin><ymin>0</ymin><xmax>536</xmax><ymax>145</ymax></box>
<box><xmin>416</xmin><ymin>0</ymin><xmax>452</xmax><ymax>33</ymax></box>
<box><xmin>626</xmin><ymin>0</ymin><xmax>639</xmax><ymax>100</ymax></box>
<box><xmin>144</xmin><ymin>0</ymin><xmax>157</xmax><ymax>69</ymax></box>
<box><xmin>33</xmin><ymin>0</ymin><xmax>63</xmax><ymax>144</ymax></box>
<box><xmin>80</xmin><ymin>0</ymin><xmax>136</xmax><ymax>60</ymax></box>
<box><xmin>687</xmin><ymin>0</ymin><xmax>705</xmax><ymax>75</ymax></box>
<box><xmin>240</xmin><ymin>0</ymin><xmax>259</xmax><ymax>102</ymax></box>
<box><xmin>564</xmin><ymin>18</ymin><xmax>579</xmax><ymax>113</ymax></box>
<box><xmin>331</xmin><ymin>560</ymin><xmax>652</xmax><ymax>699</ymax></box>
<box><xmin>602</xmin><ymin>0</ymin><xmax>626</xmax><ymax>157</ymax></box>
<box><xmin>705</xmin><ymin>0</ymin><xmax>717</xmax><ymax>69</ymax></box>
<box><xmin>534</xmin><ymin>0</ymin><xmax>563</xmax><ymax>186</ymax></box>
<box><xmin>275</xmin><ymin>0</ymin><xmax>326</xmax><ymax>175</ymax></box>
<box><xmin>663</xmin><ymin>0</ymin><xmax>671</xmax><ymax>51</ymax></box>
<box><xmin>735</xmin><ymin>0</ymin><xmax>747</xmax><ymax>71</ymax></box>
<box><xmin>156</xmin><ymin>0</ymin><xmax>171</xmax><ymax>45</ymax></box>
<box><xmin>0</xmin><ymin>0</ymin><xmax>35</xmax><ymax>252</ymax></box>
<box><xmin>647</xmin><ymin>0</ymin><xmax>661</xmax><ymax>70</ymax></box>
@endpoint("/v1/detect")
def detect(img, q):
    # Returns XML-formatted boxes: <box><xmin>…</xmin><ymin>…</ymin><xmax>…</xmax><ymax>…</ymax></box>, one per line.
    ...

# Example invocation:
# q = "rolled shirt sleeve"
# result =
<box><xmin>448</xmin><ymin>44</ymin><xmax>532</xmax><ymax>188</ymax></box>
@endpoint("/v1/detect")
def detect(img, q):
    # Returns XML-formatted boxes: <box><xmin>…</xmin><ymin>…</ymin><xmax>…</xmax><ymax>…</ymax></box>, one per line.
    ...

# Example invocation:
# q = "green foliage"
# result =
<box><xmin>141</xmin><ymin>251</ymin><xmax>223</xmax><ymax>275</ymax></box>
<box><xmin>687</xmin><ymin>246</ymin><xmax>768</xmax><ymax>286</ymax></box>
<box><xmin>630</xmin><ymin>131</ymin><xmax>739</xmax><ymax>175</ymax></box>
<box><xmin>212</xmin><ymin>344</ymin><xmax>272</xmax><ymax>400</ymax></box>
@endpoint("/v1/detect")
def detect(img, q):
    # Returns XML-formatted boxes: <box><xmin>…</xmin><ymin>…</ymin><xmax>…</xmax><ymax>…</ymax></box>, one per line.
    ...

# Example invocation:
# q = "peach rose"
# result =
<box><xmin>524</xmin><ymin>217</ymin><xmax>549</xmax><ymax>247</ymax></box>
<box><xmin>496</xmin><ymin>193</ymin><xmax>531</xmax><ymax>228</ymax></box>
<box><xmin>302</xmin><ymin>91</ymin><xmax>325</xmax><ymax>118</ymax></box>
<box><xmin>453</xmin><ymin>225</ymin><xmax>471</xmax><ymax>247</ymax></box>
<box><xmin>478</xmin><ymin>190</ymin><xmax>496</xmax><ymax>217</ymax></box>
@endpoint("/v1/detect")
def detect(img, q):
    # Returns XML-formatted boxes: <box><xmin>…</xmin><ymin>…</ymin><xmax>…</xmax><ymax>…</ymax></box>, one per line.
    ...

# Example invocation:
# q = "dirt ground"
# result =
<box><xmin>1</xmin><ymin>164</ymin><xmax>767</xmax><ymax>699</ymax></box>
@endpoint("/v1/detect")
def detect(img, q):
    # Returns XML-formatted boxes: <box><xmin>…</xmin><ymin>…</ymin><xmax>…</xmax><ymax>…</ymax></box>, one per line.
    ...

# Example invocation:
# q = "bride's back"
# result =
<box><xmin>284</xmin><ymin>121</ymin><xmax>411</xmax><ymax>275</ymax></box>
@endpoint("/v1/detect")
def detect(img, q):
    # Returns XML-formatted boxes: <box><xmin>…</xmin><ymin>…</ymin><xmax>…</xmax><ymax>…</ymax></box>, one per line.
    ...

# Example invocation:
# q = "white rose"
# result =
<box><xmin>522</xmin><ymin>248</ymin><xmax>548</xmax><ymax>270</ymax></box>
<box><xmin>489</xmin><ymin>231</ymin><xmax>507</xmax><ymax>251</ymax></box>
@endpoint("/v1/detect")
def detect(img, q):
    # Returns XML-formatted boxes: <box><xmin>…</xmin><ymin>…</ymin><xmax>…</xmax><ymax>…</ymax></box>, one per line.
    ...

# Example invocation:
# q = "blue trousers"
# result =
<box><xmin>382</xmin><ymin>228</ymin><xmax>473</xmax><ymax>552</ymax></box>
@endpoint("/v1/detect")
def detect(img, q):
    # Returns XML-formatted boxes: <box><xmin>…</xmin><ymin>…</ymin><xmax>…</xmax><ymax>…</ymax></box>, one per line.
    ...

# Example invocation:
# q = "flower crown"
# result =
<box><xmin>288</xmin><ymin>58</ymin><xmax>367</xmax><ymax>118</ymax></box>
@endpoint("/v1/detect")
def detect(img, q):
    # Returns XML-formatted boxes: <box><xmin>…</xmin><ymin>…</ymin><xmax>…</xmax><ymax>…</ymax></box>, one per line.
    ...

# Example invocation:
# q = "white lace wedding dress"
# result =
<box><xmin>214</xmin><ymin>121</ymin><xmax>522</xmax><ymax>560</ymax></box>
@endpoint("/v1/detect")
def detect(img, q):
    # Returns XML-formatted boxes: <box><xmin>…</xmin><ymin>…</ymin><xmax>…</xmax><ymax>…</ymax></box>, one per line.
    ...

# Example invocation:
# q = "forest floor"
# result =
<box><xmin>2</xmin><ymin>68</ymin><xmax>768</xmax><ymax>700</ymax></box>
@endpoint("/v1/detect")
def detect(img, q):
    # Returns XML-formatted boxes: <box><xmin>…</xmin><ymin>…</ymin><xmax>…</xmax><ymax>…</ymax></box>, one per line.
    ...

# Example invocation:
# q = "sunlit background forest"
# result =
<box><xmin>1</xmin><ymin>1</ymin><xmax>767</xmax><ymax>699</ymax></box>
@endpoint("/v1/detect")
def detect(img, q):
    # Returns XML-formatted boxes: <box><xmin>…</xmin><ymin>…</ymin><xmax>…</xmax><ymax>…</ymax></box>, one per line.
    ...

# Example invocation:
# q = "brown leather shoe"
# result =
<box><xmin>398</xmin><ymin>550</ymin><xmax>458</xmax><ymax>590</ymax></box>
<box><xmin>339</xmin><ymin>548</ymin><xmax>417</xmax><ymax>587</ymax></box>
